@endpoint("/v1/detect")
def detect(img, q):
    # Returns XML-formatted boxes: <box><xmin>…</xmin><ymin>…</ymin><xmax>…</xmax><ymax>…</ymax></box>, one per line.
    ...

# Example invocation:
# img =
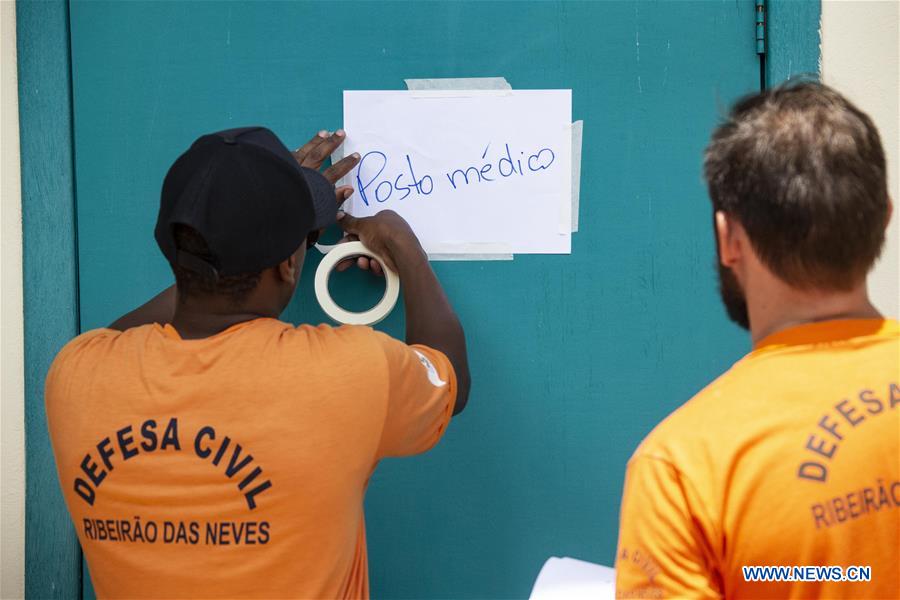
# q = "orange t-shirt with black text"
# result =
<box><xmin>615</xmin><ymin>318</ymin><xmax>899</xmax><ymax>598</ymax></box>
<box><xmin>45</xmin><ymin>318</ymin><xmax>456</xmax><ymax>599</ymax></box>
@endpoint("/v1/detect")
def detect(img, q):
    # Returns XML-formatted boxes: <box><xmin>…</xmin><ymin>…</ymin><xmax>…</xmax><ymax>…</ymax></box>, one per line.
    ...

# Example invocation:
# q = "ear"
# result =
<box><xmin>885</xmin><ymin>197</ymin><xmax>894</xmax><ymax>230</ymax></box>
<box><xmin>715</xmin><ymin>210</ymin><xmax>743</xmax><ymax>268</ymax></box>
<box><xmin>277</xmin><ymin>251</ymin><xmax>302</xmax><ymax>286</ymax></box>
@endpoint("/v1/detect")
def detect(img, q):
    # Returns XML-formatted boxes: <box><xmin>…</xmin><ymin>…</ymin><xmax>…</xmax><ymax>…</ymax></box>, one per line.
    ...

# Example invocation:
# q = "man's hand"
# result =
<box><xmin>296</xmin><ymin>130</ymin><xmax>414</xmax><ymax>277</ymax></box>
<box><xmin>292</xmin><ymin>129</ymin><xmax>359</xmax><ymax>185</ymax></box>
<box><xmin>294</xmin><ymin>129</ymin><xmax>418</xmax><ymax>277</ymax></box>
<box><xmin>292</xmin><ymin>130</ymin><xmax>360</xmax><ymax>236</ymax></box>
<box><xmin>336</xmin><ymin>210</ymin><xmax>425</xmax><ymax>274</ymax></box>
<box><xmin>319</xmin><ymin>144</ymin><xmax>469</xmax><ymax>414</ymax></box>
<box><xmin>338</xmin><ymin>211</ymin><xmax>470</xmax><ymax>415</ymax></box>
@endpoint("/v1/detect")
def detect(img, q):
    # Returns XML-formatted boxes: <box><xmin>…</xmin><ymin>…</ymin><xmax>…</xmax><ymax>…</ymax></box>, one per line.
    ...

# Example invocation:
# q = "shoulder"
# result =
<box><xmin>290</xmin><ymin>322</ymin><xmax>383</xmax><ymax>349</ymax></box>
<box><xmin>292</xmin><ymin>325</ymin><xmax>441</xmax><ymax>382</ymax></box>
<box><xmin>48</xmin><ymin>325</ymin><xmax>172</xmax><ymax>377</ymax></box>
<box><xmin>45</xmin><ymin>328</ymin><xmax>125</xmax><ymax>407</ymax></box>
<box><xmin>284</xmin><ymin>322</ymin><xmax>395</xmax><ymax>371</ymax></box>
<box><xmin>50</xmin><ymin>328</ymin><xmax>121</xmax><ymax>369</ymax></box>
<box><xmin>230</xmin><ymin>319</ymin><xmax>377</xmax><ymax>348</ymax></box>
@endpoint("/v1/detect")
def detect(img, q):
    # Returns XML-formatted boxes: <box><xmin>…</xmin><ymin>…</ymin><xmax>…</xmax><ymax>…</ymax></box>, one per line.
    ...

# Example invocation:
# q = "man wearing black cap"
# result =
<box><xmin>45</xmin><ymin>127</ymin><xmax>469</xmax><ymax>599</ymax></box>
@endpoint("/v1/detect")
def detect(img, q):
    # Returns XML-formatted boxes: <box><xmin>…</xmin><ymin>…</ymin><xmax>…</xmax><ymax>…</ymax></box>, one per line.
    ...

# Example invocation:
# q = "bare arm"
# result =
<box><xmin>337</xmin><ymin>210</ymin><xmax>470</xmax><ymax>414</ymax></box>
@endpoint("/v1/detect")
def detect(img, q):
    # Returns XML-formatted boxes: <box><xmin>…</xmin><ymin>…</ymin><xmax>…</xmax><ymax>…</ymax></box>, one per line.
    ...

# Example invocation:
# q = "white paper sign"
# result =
<box><xmin>341</xmin><ymin>90</ymin><xmax>572</xmax><ymax>254</ymax></box>
<box><xmin>529</xmin><ymin>557</ymin><xmax>615</xmax><ymax>600</ymax></box>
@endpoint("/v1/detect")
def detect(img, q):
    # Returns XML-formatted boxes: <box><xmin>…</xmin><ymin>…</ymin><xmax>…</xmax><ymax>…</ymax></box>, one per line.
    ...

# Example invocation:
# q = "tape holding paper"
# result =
<box><xmin>571</xmin><ymin>120</ymin><xmax>584</xmax><ymax>233</ymax></box>
<box><xmin>314</xmin><ymin>241</ymin><xmax>400</xmax><ymax>325</ymax></box>
<box><xmin>315</xmin><ymin>241</ymin><xmax>339</xmax><ymax>254</ymax></box>
<box><xmin>334</xmin><ymin>77</ymin><xmax>583</xmax><ymax>259</ymax></box>
<box><xmin>404</xmin><ymin>76</ymin><xmax>512</xmax><ymax>91</ymax></box>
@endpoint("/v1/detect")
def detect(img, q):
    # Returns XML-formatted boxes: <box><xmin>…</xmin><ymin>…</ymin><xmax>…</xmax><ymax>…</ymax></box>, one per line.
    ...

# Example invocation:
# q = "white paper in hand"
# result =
<box><xmin>529</xmin><ymin>556</ymin><xmax>615</xmax><ymax>600</ymax></box>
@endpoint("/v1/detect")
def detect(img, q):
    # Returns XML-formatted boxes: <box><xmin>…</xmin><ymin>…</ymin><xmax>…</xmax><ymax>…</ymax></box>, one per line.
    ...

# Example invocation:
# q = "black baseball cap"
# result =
<box><xmin>155</xmin><ymin>126</ymin><xmax>337</xmax><ymax>279</ymax></box>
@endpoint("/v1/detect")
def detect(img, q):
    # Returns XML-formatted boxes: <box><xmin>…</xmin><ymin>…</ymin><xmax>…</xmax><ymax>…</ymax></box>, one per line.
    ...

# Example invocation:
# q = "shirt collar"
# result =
<box><xmin>753</xmin><ymin>318</ymin><xmax>898</xmax><ymax>353</ymax></box>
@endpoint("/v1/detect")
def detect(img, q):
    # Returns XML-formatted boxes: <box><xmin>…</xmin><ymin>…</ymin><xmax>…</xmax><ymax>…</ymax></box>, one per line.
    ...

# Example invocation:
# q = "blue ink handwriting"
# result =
<box><xmin>354</xmin><ymin>142</ymin><xmax>556</xmax><ymax>206</ymax></box>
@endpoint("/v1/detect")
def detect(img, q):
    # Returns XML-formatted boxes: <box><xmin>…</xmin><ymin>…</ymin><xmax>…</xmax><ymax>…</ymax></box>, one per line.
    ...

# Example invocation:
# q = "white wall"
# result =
<box><xmin>821</xmin><ymin>1</ymin><xmax>900</xmax><ymax>317</ymax></box>
<box><xmin>0</xmin><ymin>1</ymin><xmax>25</xmax><ymax>598</ymax></box>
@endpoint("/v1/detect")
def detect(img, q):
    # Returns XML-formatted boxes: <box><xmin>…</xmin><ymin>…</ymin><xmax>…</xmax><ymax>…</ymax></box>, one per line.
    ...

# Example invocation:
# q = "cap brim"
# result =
<box><xmin>299</xmin><ymin>167</ymin><xmax>338</xmax><ymax>231</ymax></box>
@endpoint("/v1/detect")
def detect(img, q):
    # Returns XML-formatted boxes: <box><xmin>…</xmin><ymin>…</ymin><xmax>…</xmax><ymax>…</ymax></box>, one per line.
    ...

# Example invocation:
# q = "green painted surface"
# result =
<box><xmin>767</xmin><ymin>0</ymin><xmax>822</xmax><ymax>85</ymax></box>
<box><xmin>17</xmin><ymin>1</ymin><xmax>82</xmax><ymax>598</ymax></box>
<box><xmin>39</xmin><ymin>1</ymin><xmax>821</xmax><ymax>598</ymax></box>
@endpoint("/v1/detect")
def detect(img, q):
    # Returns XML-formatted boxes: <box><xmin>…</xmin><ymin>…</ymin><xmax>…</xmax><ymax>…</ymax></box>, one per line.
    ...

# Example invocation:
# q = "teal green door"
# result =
<box><xmin>65</xmin><ymin>1</ymin><xmax>760</xmax><ymax>597</ymax></box>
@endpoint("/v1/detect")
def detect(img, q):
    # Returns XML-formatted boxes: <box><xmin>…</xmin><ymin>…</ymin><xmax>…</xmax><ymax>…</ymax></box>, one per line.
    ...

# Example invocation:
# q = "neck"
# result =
<box><xmin>746</xmin><ymin>280</ymin><xmax>881</xmax><ymax>345</ymax></box>
<box><xmin>170</xmin><ymin>298</ymin><xmax>275</xmax><ymax>339</ymax></box>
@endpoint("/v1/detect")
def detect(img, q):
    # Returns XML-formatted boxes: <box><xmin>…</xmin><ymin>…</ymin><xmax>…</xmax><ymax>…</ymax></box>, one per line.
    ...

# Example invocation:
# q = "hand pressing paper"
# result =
<box><xmin>529</xmin><ymin>556</ymin><xmax>615</xmax><ymax>600</ymax></box>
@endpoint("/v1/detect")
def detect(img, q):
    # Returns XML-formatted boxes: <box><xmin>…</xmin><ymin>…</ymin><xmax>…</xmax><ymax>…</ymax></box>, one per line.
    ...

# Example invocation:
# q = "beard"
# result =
<box><xmin>717</xmin><ymin>261</ymin><xmax>750</xmax><ymax>330</ymax></box>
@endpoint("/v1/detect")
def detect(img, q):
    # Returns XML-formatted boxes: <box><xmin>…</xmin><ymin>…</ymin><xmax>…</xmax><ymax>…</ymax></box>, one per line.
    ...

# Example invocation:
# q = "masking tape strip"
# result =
<box><xmin>331</xmin><ymin>145</ymin><xmax>344</xmax><ymax>169</ymax></box>
<box><xmin>404</xmin><ymin>77</ymin><xmax>512</xmax><ymax>91</ymax></box>
<box><xmin>571</xmin><ymin>120</ymin><xmax>583</xmax><ymax>233</ymax></box>
<box><xmin>330</xmin><ymin>144</ymin><xmax>346</xmax><ymax>189</ymax></box>
<box><xmin>314</xmin><ymin>241</ymin><xmax>400</xmax><ymax>325</ymax></box>
<box><xmin>410</xmin><ymin>90</ymin><xmax>513</xmax><ymax>99</ymax></box>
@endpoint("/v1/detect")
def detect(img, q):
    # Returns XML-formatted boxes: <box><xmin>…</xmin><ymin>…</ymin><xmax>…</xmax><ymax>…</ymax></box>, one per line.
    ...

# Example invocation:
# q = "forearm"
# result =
<box><xmin>336</xmin><ymin>208</ymin><xmax>470</xmax><ymax>412</ymax></box>
<box><xmin>391</xmin><ymin>240</ymin><xmax>470</xmax><ymax>413</ymax></box>
<box><xmin>108</xmin><ymin>285</ymin><xmax>176</xmax><ymax>331</ymax></box>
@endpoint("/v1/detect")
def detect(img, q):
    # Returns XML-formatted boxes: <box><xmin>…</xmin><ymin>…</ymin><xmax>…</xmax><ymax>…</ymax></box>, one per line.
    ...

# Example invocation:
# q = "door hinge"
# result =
<box><xmin>755</xmin><ymin>0</ymin><xmax>767</xmax><ymax>55</ymax></box>
<box><xmin>756</xmin><ymin>0</ymin><xmax>767</xmax><ymax>90</ymax></box>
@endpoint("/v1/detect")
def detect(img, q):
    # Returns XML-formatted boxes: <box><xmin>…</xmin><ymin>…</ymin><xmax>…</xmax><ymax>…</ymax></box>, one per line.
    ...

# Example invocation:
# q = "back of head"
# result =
<box><xmin>156</xmin><ymin>127</ymin><xmax>339</xmax><ymax>313</ymax></box>
<box><xmin>704</xmin><ymin>81</ymin><xmax>890</xmax><ymax>291</ymax></box>
<box><xmin>171</xmin><ymin>224</ymin><xmax>262</xmax><ymax>305</ymax></box>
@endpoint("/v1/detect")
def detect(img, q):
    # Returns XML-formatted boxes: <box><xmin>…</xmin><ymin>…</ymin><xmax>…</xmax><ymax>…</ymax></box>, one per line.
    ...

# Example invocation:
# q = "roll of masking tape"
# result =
<box><xmin>314</xmin><ymin>241</ymin><xmax>400</xmax><ymax>325</ymax></box>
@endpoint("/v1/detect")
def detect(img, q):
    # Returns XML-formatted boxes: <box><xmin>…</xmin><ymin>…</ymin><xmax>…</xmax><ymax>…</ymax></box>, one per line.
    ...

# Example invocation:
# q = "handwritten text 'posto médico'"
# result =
<box><xmin>355</xmin><ymin>142</ymin><xmax>557</xmax><ymax>206</ymax></box>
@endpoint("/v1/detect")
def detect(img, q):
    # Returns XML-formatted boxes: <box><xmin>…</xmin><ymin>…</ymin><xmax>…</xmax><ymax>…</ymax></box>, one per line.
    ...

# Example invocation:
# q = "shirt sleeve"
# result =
<box><xmin>615</xmin><ymin>455</ymin><xmax>722</xmax><ymax>599</ymax></box>
<box><xmin>372</xmin><ymin>332</ymin><xmax>457</xmax><ymax>459</ymax></box>
<box><xmin>45</xmin><ymin>328</ymin><xmax>120</xmax><ymax>453</ymax></box>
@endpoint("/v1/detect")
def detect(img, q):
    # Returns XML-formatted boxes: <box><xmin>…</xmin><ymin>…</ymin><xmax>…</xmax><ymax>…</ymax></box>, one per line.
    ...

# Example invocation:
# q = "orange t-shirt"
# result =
<box><xmin>615</xmin><ymin>318</ymin><xmax>899</xmax><ymax>599</ymax></box>
<box><xmin>45</xmin><ymin>318</ymin><xmax>456</xmax><ymax>599</ymax></box>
